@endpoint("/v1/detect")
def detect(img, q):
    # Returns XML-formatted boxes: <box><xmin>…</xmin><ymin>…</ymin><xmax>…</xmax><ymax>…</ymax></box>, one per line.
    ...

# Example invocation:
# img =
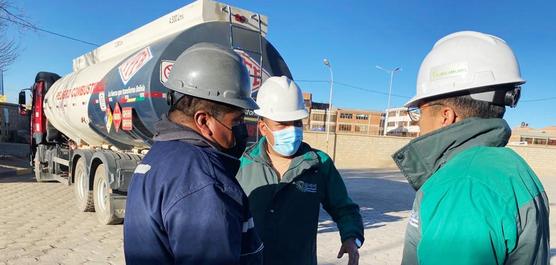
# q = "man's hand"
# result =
<box><xmin>337</xmin><ymin>238</ymin><xmax>360</xmax><ymax>265</ymax></box>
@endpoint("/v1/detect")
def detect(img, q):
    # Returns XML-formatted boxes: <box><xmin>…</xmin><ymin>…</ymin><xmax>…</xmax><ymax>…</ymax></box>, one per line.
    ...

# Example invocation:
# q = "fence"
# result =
<box><xmin>304</xmin><ymin>131</ymin><xmax>556</xmax><ymax>177</ymax></box>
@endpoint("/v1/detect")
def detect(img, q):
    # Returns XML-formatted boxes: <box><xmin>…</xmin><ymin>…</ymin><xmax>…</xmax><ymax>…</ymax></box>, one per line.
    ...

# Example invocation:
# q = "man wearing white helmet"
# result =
<box><xmin>393</xmin><ymin>31</ymin><xmax>549</xmax><ymax>265</ymax></box>
<box><xmin>236</xmin><ymin>76</ymin><xmax>364</xmax><ymax>265</ymax></box>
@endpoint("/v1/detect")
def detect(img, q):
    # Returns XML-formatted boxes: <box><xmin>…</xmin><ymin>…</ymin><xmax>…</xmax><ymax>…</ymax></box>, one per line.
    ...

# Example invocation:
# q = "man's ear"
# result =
<box><xmin>440</xmin><ymin>106</ymin><xmax>458</xmax><ymax>127</ymax></box>
<box><xmin>194</xmin><ymin>110</ymin><xmax>212</xmax><ymax>136</ymax></box>
<box><xmin>258</xmin><ymin>118</ymin><xmax>267</xmax><ymax>137</ymax></box>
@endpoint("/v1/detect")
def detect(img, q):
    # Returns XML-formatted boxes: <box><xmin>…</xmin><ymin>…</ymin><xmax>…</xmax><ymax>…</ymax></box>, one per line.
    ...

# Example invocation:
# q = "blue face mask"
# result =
<box><xmin>266</xmin><ymin>125</ymin><xmax>303</xmax><ymax>157</ymax></box>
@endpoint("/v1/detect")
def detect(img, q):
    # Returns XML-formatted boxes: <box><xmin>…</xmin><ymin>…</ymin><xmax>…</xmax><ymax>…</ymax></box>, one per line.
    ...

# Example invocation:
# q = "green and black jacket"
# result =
<box><xmin>236</xmin><ymin>137</ymin><xmax>364</xmax><ymax>265</ymax></box>
<box><xmin>393</xmin><ymin>118</ymin><xmax>550</xmax><ymax>265</ymax></box>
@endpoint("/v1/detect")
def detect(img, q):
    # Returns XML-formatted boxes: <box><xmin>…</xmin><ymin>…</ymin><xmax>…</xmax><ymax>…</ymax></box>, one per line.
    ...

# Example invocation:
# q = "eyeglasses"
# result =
<box><xmin>407</xmin><ymin>103</ymin><xmax>443</xmax><ymax>122</ymax></box>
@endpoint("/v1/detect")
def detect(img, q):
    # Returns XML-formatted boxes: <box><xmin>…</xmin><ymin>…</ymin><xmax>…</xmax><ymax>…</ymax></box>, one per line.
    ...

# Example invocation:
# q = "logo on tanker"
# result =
<box><xmin>119</xmin><ymin>47</ymin><xmax>153</xmax><ymax>85</ymax></box>
<box><xmin>234</xmin><ymin>49</ymin><xmax>269</xmax><ymax>92</ymax></box>
<box><xmin>158</xmin><ymin>51</ymin><xmax>268</xmax><ymax>92</ymax></box>
<box><xmin>160</xmin><ymin>60</ymin><xmax>174</xmax><ymax>84</ymax></box>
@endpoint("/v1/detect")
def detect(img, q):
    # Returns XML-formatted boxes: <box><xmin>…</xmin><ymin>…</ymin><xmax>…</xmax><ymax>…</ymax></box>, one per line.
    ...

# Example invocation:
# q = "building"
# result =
<box><xmin>335</xmin><ymin>108</ymin><xmax>383</xmax><ymax>135</ymax></box>
<box><xmin>0</xmin><ymin>102</ymin><xmax>30</xmax><ymax>143</ymax></box>
<box><xmin>302</xmin><ymin>92</ymin><xmax>423</xmax><ymax>137</ymax></box>
<box><xmin>510</xmin><ymin>123</ymin><xmax>556</xmax><ymax>146</ymax></box>
<box><xmin>309</xmin><ymin>108</ymin><xmax>336</xmax><ymax>133</ymax></box>
<box><xmin>384</xmin><ymin>107</ymin><xmax>419</xmax><ymax>137</ymax></box>
<box><xmin>302</xmin><ymin>92</ymin><xmax>312</xmax><ymax>131</ymax></box>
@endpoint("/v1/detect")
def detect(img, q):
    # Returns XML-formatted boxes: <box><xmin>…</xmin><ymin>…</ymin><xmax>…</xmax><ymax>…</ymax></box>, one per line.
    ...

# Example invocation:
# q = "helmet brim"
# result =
<box><xmin>254</xmin><ymin>109</ymin><xmax>309</xmax><ymax>122</ymax></box>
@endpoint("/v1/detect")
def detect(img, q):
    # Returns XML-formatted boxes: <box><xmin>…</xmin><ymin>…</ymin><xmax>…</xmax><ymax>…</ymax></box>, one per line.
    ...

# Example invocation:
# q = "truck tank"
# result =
<box><xmin>43</xmin><ymin>0</ymin><xmax>291</xmax><ymax>150</ymax></box>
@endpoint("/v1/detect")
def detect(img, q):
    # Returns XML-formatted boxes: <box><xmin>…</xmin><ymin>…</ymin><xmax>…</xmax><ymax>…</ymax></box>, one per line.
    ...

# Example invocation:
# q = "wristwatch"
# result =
<box><xmin>355</xmin><ymin>238</ymin><xmax>362</xmax><ymax>248</ymax></box>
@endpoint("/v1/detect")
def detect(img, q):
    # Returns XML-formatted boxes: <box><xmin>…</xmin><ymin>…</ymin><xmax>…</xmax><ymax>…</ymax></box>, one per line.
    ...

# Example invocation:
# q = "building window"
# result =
<box><xmin>354</xmin><ymin>125</ymin><xmax>368</xmax><ymax>133</ymax></box>
<box><xmin>355</xmin><ymin>114</ymin><xmax>369</xmax><ymax>120</ymax></box>
<box><xmin>399</xmin><ymin>110</ymin><xmax>408</xmax><ymax>116</ymax></box>
<box><xmin>410</xmin><ymin>120</ymin><xmax>418</xmax><ymax>126</ymax></box>
<box><xmin>338</xmin><ymin>124</ymin><xmax>352</xmax><ymax>131</ymax></box>
<box><xmin>310</xmin><ymin>125</ymin><xmax>325</xmax><ymax>131</ymax></box>
<box><xmin>340</xmin><ymin>113</ymin><xmax>353</xmax><ymax>119</ymax></box>
<box><xmin>387</xmin><ymin>122</ymin><xmax>396</xmax><ymax>127</ymax></box>
<box><xmin>548</xmin><ymin>139</ymin><xmax>556</xmax><ymax>146</ymax></box>
<box><xmin>312</xmin><ymin>114</ymin><xmax>325</xmax><ymax>122</ymax></box>
<box><xmin>408</xmin><ymin>132</ymin><xmax>419</xmax><ymax>138</ymax></box>
<box><xmin>533</xmin><ymin>138</ymin><xmax>547</xmax><ymax>145</ymax></box>
<box><xmin>521</xmin><ymin>137</ymin><xmax>533</xmax><ymax>144</ymax></box>
<box><xmin>400</xmin><ymin>121</ymin><xmax>408</xmax><ymax>127</ymax></box>
<box><xmin>388</xmin><ymin>111</ymin><xmax>397</xmax><ymax>117</ymax></box>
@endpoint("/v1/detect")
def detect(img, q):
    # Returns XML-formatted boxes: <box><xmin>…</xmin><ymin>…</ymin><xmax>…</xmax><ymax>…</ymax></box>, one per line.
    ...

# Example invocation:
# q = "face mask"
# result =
<box><xmin>211</xmin><ymin>116</ymin><xmax>249</xmax><ymax>159</ymax></box>
<box><xmin>224</xmin><ymin>123</ymin><xmax>248</xmax><ymax>159</ymax></box>
<box><xmin>266</xmin><ymin>124</ymin><xmax>303</xmax><ymax>157</ymax></box>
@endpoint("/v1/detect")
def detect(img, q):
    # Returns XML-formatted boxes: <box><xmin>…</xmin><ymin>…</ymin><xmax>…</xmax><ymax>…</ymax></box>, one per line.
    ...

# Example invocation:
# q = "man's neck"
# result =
<box><xmin>168</xmin><ymin>110</ymin><xmax>201</xmax><ymax>134</ymax></box>
<box><xmin>265</xmin><ymin>142</ymin><xmax>293</xmax><ymax>180</ymax></box>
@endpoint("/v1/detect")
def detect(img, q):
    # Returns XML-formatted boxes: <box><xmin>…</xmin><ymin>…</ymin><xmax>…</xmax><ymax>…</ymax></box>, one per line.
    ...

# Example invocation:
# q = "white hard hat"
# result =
<box><xmin>254</xmin><ymin>76</ymin><xmax>309</xmax><ymax>121</ymax></box>
<box><xmin>407</xmin><ymin>31</ymin><xmax>525</xmax><ymax>107</ymax></box>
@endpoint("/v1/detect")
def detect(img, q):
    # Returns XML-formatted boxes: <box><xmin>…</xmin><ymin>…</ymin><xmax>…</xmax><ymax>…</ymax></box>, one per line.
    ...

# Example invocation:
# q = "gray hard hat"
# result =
<box><xmin>164</xmin><ymin>42</ymin><xmax>258</xmax><ymax>110</ymax></box>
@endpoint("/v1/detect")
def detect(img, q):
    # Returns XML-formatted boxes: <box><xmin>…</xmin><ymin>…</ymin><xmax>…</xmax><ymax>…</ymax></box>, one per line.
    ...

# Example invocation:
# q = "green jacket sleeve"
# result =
<box><xmin>318</xmin><ymin>152</ymin><xmax>364</xmax><ymax>244</ymax></box>
<box><xmin>417</xmin><ymin>177</ymin><xmax>512</xmax><ymax>265</ymax></box>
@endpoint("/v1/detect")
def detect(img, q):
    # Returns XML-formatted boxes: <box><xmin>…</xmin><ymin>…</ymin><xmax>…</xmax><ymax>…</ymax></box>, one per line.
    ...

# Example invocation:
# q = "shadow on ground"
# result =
<box><xmin>318</xmin><ymin>168</ymin><xmax>415</xmax><ymax>234</ymax></box>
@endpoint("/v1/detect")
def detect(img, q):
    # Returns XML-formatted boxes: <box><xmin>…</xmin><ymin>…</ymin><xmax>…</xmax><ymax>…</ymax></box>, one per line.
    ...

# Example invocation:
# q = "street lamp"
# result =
<box><xmin>376</xmin><ymin>65</ymin><xmax>401</xmax><ymax>136</ymax></box>
<box><xmin>323</xmin><ymin>59</ymin><xmax>334</xmax><ymax>150</ymax></box>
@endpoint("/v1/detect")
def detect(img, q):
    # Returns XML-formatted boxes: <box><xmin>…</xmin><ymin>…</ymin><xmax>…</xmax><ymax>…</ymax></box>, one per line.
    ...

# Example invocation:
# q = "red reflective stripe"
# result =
<box><xmin>32</xmin><ymin>81</ymin><xmax>46</xmax><ymax>134</ymax></box>
<box><xmin>144</xmin><ymin>91</ymin><xmax>164</xmax><ymax>98</ymax></box>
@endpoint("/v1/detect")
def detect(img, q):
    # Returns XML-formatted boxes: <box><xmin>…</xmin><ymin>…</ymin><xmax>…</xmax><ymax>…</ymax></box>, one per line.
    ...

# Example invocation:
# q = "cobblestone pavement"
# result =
<box><xmin>0</xmin><ymin>174</ymin><xmax>124</xmax><ymax>265</ymax></box>
<box><xmin>1</xmin><ymin>169</ymin><xmax>555</xmax><ymax>265</ymax></box>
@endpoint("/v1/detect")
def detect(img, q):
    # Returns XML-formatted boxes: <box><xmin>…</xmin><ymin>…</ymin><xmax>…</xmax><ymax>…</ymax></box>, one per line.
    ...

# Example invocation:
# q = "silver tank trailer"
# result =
<box><xmin>44</xmin><ymin>1</ymin><xmax>291</xmax><ymax>150</ymax></box>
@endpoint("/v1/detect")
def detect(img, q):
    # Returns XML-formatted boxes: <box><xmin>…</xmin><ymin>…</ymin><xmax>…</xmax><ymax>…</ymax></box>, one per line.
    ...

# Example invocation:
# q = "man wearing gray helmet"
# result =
<box><xmin>394</xmin><ymin>31</ymin><xmax>549</xmax><ymax>265</ymax></box>
<box><xmin>124</xmin><ymin>43</ymin><xmax>263</xmax><ymax>265</ymax></box>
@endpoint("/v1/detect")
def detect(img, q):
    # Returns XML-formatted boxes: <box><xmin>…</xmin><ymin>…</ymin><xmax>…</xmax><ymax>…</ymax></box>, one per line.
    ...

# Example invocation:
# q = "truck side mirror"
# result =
<box><xmin>18</xmin><ymin>90</ymin><xmax>26</xmax><ymax>105</ymax></box>
<box><xmin>18</xmin><ymin>90</ymin><xmax>28</xmax><ymax>116</ymax></box>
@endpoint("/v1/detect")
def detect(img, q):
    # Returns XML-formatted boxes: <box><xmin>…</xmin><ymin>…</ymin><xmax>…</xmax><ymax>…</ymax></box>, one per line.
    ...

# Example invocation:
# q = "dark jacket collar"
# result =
<box><xmin>153</xmin><ymin>115</ymin><xmax>213</xmax><ymax>147</ymax></box>
<box><xmin>243</xmin><ymin>137</ymin><xmax>320</xmax><ymax>183</ymax></box>
<box><xmin>392</xmin><ymin>118</ymin><xmax>511</xmax><ymax>191</ymax></box>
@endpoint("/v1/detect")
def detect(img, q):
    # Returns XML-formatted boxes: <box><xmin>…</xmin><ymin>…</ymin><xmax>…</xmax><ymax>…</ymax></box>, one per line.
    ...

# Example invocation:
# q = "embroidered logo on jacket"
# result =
<box><xmin>294</xmin><ymin>181</ymin><xmax>317</xmax><ymax>193</ymax></box>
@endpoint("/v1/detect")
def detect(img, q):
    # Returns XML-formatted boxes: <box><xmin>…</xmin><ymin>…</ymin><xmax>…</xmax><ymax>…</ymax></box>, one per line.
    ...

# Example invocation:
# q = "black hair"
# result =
<box><xmin>429</xmin><ymin>95</ymin><xmax>505</xmax><ymax>119</ymax></box>
<box><xmin>169</xmin><ymin>94</ymin><xmax>241</xmax><ymax>119</ymax></box>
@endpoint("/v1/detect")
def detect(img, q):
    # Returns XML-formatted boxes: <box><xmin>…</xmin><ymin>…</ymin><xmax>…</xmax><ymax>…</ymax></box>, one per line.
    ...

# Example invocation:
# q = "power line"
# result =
<box><xmin>296</xmin><ymin>79</ymin><xmax>411</xmax><ymax>99</ymax></box>
<box><xmin>0</xmin><ymin>13</ymin><xmax>99</xmax><ymax>47</ymax></box>
<box><xmin>298</xmin><ymin>79</ymin><xmax>556</xmax><ymax>103</ymax></box>
<box><xmin>0</xmin><ymin>6</ymin><xmax>34</xmax><ymax>28</ymax></box>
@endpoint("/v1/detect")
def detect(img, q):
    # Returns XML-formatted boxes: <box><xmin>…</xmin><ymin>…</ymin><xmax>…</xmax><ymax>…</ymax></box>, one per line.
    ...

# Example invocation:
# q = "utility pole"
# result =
<box><xmin>376</xmin><ymin>65</ymin><xmax>401</xmax><ymax>136</ymax></box>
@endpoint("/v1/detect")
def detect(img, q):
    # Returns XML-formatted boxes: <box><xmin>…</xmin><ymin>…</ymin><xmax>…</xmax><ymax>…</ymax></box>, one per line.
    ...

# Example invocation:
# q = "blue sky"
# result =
<box><xmin>2</xmin><ymin>0</ymin><xmax>555</xmax><ymax>128</ymax></box>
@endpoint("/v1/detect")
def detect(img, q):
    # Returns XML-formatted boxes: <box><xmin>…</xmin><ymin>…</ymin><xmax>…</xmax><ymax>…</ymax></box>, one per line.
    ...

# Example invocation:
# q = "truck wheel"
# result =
<box><xmin>34</xmin><ymin>151</ymin><xmax>48</xmax><ymax>182</ymax></box>
<box><xmin>74</xmin><ymin>158</ymin><xmax>94</xmax><ymax>212</ymax></box>
<box><xmin>93</xmin><ymin>164</ymin><xmax>122</xmax><ymax>225</ymax></box>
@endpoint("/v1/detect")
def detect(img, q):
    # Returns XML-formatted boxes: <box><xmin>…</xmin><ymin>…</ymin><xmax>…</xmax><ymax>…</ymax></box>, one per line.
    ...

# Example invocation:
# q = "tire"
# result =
<box><xmin>93</xmin><ymin>164</ymin><xmax>122</xmax><ymax>225</ymax></box>
<box><xmin>34</xmin><ymin>150</ymin><xmax>48</xmax><ymax>182</ymax></box>
<box><xmin>74</xmin><ymin>158</ymin><xmax>94</xmax><ymax>212</ymax></box>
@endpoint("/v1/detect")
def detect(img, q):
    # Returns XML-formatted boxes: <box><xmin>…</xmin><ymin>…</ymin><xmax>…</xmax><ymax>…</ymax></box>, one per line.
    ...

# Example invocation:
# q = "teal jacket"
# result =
<box><xmin>237</xmin><ymin>137</ymin><xmax>364</xmax><ymax>265</ymax></box>
<box><xmin>393</xmin><ymin>118</ymin><xmax>549</xmax><ymax>265</ymax></box>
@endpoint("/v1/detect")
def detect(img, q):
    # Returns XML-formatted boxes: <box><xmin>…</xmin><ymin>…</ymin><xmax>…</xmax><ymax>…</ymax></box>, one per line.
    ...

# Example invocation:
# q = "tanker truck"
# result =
<box><xmin>18</xmin><ymin>0</ymin><xmax>292</xmax><ymax>225</ymax></box>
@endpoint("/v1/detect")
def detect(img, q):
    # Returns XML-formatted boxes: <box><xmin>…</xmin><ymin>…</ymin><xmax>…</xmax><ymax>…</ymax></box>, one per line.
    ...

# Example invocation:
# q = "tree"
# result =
<box><xmin>0</xmin><ymin>0</ymin><xmax>21</xmax><ymax>70</ymax></box>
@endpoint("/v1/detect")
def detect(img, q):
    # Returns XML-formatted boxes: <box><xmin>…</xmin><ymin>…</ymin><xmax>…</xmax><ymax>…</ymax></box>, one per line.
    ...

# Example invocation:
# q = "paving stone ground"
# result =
<box><xmin>0</xmin><ymin>168</ymin><xmax>555</xmax><ymax>265</ymax></box>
